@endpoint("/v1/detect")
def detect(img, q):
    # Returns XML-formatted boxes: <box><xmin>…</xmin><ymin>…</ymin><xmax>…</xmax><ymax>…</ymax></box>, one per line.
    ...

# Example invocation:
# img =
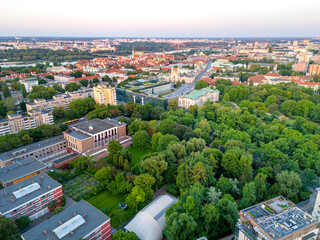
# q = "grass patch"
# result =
<box><xmin>87</xmin><ymin>190</ymin><xmax>150</xmax><ymax>228</ymax></box>
<box><xmin>127</xmin><ymin>145</ymin><xmax>153</xmax><ymax>166</ymax></box>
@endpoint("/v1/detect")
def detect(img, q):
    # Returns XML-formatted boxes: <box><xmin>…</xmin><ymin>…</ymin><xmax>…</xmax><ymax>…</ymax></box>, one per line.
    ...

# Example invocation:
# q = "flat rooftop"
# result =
<box><xmin>22</xmin><ymin>200</ymin><xmax>110</xmax><ymax>240</ymax></box>
<box><xmin>0</xmin><ymin>173</ymin><xmax>61</xmax><ymax>214</ymax></box>
<box><xmin>239</xmin><ymin>196</ymin><xmax>317</xmax><ymax>240</ymax></box>
<box><xmin>71</xmin><ymin>118</ymin><xmax>125</xmax><ymax>135</ymax></box>
<box><xmin>0</xmin><ymin>157</ymin><xmax>47</xmax><ymax>184</ymax></box>
<box><xmin>256</xmin><ymin>207</ymin><xmax>317</xmax><ymax>240</ymax></box>
<box><xmin>0</xmin><ymin>135</ymin><xmax>66</xmax><ymax>163</ymax></box>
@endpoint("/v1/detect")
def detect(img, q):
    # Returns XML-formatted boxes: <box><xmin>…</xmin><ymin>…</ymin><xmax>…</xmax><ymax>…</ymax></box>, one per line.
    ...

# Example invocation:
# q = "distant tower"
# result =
<box><xmin>312</xmin><ymin>188</ymin><xmax>320</xmax><ymax>219</ymax></box>
<box><xmin>132</xmin><ymin>48</ymin><xmax>135</xmax><ymax>58</ymax></box>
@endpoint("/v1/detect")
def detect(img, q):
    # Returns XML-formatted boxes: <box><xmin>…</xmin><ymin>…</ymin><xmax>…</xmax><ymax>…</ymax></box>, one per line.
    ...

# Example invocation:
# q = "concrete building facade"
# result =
<box><xmin>0</xmin><ymin>111</ymin><xmax>54</xmax><ymax>136</ymax></box>
<box><xmin>20</xmin><ymin>77</ymin><xmax>39</xmax><ymax>93</ymax></box>
<box><xmin>93</xmin><ymin>84</ymin><xmax>117</xmax><ymax>106</ymax></box>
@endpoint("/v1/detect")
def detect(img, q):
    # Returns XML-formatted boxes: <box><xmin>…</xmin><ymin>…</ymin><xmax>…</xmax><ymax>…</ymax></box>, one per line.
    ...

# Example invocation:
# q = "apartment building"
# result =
<box><xmin>0</xmin><ymin>110</ymin><xmax>54</xmax><ymax>136</ymax></box>
<box><xmin>235</xmin><ymin>196</ymin><xmax>319</xmax><ymax>240</ymax></box>
<box><xmin>0</xmin><ymin>135</ymin><xmax>68</xmax><ymax>167</ymax></box>
<box><xmin>178</xmin><ymin>88</ymin><xmax>219</xmax><ymax>108</ymax></box>
<box><xmin>93</xmin><ymin>84</ymin><xmax>117</xmax><ymax>106</ymax></box>
<box><xmin>22</xmin><ymin>200</ymin><xmax>111</xmax><ymax>240</ymax></box>
<box><xmin>0</xmin><ymin>157</ymin><xmax>47</xmax><ymax>187</ymax></box>
<box><xmin>0</xmin><ymin>173</ymin><xmax>63</xmax><ymax>222</ymax></box>
<box><xmin>64</xmin><ymin>118</ymin><xmax>127</xmax><ymax>154</ymax></box>
<box><xmin>20</xmin><ymin>77</ymin><xmax>39</xmax><ymax>93</ymax></box>
<box><xmin>309</xmin><ymin>64</ymin><xmax>320</xmax><ymax>76</ymax></box>
<box><xmin>26</xmin><ymin>88</ymin><xmax>94</xmax><ymax>112</ymax></box>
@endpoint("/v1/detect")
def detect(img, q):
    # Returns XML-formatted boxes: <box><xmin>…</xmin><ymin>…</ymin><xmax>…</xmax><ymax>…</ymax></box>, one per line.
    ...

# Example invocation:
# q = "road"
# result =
<box><xmin>165</xmin><ymin>60</ymin><xmax>212</xmax><ymax>99</ymax></box>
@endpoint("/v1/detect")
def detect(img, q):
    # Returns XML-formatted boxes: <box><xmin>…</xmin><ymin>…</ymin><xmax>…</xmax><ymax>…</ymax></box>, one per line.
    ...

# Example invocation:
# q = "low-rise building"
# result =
<box><xmin>22</xmin><ymin>200</ymin><xmax>111</xmax><ymax>240</ymax></box>
<box><xmin>0</xmin><ymin>110</ymin><xmax>54</xmax><ymax>136</ymax></box>
<box><xmin>0</xmin><ymin>157</ymin><xmax>47</xmax><ymax>187</ymax></box>
<box><xmin>0</xmin><ymin>173</ymin><xmax>63</xmax><ymax>221</ymax></box>
<box><xmin>64</xmin><ymin>118</ymin><xmax>127</xmax><ymax>154</ymax></box>
<box><xmin>0</xmin><ymin>135</ymin><xmax>68</xmax><ymax>167</ymax></box>
<box><xmin>93</xmin><ymin>84</ymin><xmax>117</xmax><ymax>106</ymax></box>
<box><xmin>26</xmin><ymin>89</ymin><xmax>94</xmax><ymax>112</ymax></box>
<box><xmin>235</xmin><ymin>196</ymin><xmax>319</xmax><ymax>240</ymax></box>
<box><xmin>178</xmin><ymin>88</ymin><xmax>219</xmax><ymax>108</ymax></box>
<box><xmin>20</xmin><ymin>77</ymin><xmax>39</xmax><ymax>93</ymax></box>
<box><xmin>125</xmin><ymin>194</ymin><xmax>177</xmax><ymax>240</ymax></box>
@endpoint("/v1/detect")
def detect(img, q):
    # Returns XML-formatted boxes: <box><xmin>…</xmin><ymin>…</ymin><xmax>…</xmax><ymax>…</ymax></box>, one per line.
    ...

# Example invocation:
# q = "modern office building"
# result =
<box><xmin>0</xmin><ymin>157</ymin><xmax>47</xmax><ymax>187</ymax></box>
<box><xmin>235</xmin><ymin>196</ymin><xmax>319</xmax><ymax>240</ymax></box>
<box><xmin>0</xmin><ymin>135</ymin><xmax>68</xmax><ymax>167</ymax></box>
<box><xmin>26</xmin><ymin>89</ymin><xmax>94</xmax><ymax>112</ymax></box>
<box><xmin>20</xmin><ymin>77</ymin><xmax>39</xmax><ymax>93</ymax></box>
<box><xmin>22</xmin><ymin>200</ymin><xmax>111</xmax><ymax>240</ymax></box>
<box><xmin>93</xmin><ymin>84</ymin><xmax>117</xmax><ymax>106</ymax></box>
<box><xmin>178</xmin><ymin>88</ymin><xmax>219</xmax><ymax>108</ymax></box>
<box><xmin>0</xmin><ymin>173</ymin><xmax>63</xmax><ymax>221</ymax></box>
<box><xmin>64</xmin><ymin>118</ymin><xmax>127</xmax><ymax>154</ymax></box>
<box><xmin>0</xmin><ymin>110</ymin><xmax>54</xmax><ymax>136</ymax></box>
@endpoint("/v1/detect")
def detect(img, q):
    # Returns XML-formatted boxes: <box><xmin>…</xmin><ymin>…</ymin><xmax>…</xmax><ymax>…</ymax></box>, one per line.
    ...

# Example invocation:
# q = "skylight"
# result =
<box><xmin>12</xmin><ymin>182</ymin><xmax>40</xmax><ymax>199</ymax></box>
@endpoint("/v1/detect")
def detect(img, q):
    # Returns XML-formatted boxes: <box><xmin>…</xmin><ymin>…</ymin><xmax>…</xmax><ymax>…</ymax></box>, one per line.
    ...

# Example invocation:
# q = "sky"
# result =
<box><xmin>1</xmin><ymin>0</ymin><xmax>320</xmax><ymax>38</ymax></box>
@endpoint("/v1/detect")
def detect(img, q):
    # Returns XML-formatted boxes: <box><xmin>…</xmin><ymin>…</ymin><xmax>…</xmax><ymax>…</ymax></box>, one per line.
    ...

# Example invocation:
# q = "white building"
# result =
<box><xmin>125</xmin><ymin>195</ymin><xmax>177</xmax><ymax>240</ymax></box>
<box><xmin>20</xmin><ymin>77</ymin><xmax>39</xmax><ymax>93</ymax></box>
<box><xmin>178</xmin><ymin>88</ymin><xmax>219</xmax><ymax>108</ymax></box>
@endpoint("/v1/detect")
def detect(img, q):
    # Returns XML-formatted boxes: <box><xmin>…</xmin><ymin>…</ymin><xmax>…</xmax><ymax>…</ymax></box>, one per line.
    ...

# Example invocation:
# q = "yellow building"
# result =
<box><xmin>93</xmin><ymin>84</ymin><xmax>117</xmax><ymax>106</ymax></box>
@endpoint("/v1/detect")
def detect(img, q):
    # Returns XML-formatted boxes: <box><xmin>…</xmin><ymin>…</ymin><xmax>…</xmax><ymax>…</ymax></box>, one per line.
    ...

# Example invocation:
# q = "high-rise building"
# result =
<box><xmin>235</xmin><ymin>196</ymin><xmax>319</xmax><ymax>240</ymax></box>
<box><xmin>309</xmin><ymin>64</ymin><xmax>320</xmax><ymax>76</ymax></box>
<box><xmin>93</xmin><ymin>84</ymin><xmax>117</xmax><ymax>106</ymax></box>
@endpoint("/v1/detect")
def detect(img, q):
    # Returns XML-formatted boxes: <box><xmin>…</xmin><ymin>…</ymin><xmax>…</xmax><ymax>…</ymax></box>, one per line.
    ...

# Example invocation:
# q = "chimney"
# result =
<box><xmin>43</xmin><ymin>230</ymin><xmax>47</xmax><ymax>235</ymax></box>
<box><xmin>11</xmin><ymin>199</ymin><xmax>15</xmax><ymax>203</ymax></box>
<box><xmin>4</xmin><ymin>193</ymin><xmax>7</xmax><ymax>197</ymax></box>
<box><xmin>70</xmin><ymin>231</ymin><xmax>74</xmax><ymax>235</ymax></box>
<box><xmin>89</xmin><ymin>126</ymin><xmax>93</xmax><ymax>131</ymax></box>
<box><xmin>83</xmin><ymin>213</ymin><xmax>87</xmax><ymax>218</ymax></box>
<box><xmin>73</xmin><ymin>213</ymin><xmax>76</xmax><ymax>216</ymax></box>
<box><xmin>48</xmin><ymin>186</ymin><xmax>51</xmax><ymax>190</ymax></box>
<box><xmin>59</xmin><ymin>221</ymin><xmax>62</xmax><ymax>225</ymax></box>
<box><xmin>84</xmin><ymin>221</ymin><xmax>87</xmax><ymax>225</ymax></box>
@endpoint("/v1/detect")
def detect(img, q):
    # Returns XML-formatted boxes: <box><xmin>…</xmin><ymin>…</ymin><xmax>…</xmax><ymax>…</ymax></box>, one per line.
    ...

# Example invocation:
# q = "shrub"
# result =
<box><xmin>53</xmin><ymin>207</ymin><xmax>64</xmax><ymax>215</ymax></box>
<box><xmin>16</xmin><ymin>216</ymin><xmax>31</xmax><ymax>229</ymax></box>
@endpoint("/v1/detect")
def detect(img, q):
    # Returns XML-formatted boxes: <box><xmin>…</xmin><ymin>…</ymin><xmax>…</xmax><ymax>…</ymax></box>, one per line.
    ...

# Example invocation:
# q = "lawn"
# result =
<box><xmin>127</xmin><ymin>145</ymin><xmax>153</xmax><ymax>166</ymax></box>
<box><xmin>87</xmin><ymin>190</ymin><xmax>150</xmax><ymax>228</ymax></box>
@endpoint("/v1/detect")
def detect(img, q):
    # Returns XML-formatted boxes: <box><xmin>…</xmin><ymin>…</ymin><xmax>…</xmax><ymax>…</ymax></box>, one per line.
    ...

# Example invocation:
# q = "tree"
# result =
<box><xmin>255</xmin><ymin>173</ymin><xmax>267</xmax><ymax>202</ymax></box>
<box><xmin>148</xmin><ymin>120</ymin><xmax>158</xmax><ymax>133</ymax></box>
<box><xmin>276</xmin><ymin>171</ymin><xmax>302</xmax><ymax>201</ymax></box>
<box><xmin>221</xmin><ymin>147</ymin><xmax>252</xmax><ymax>182</ymax></box>
<box><xmin>207</xmin><ymin>186</ymin><xmax>222</xmax><ymax>204</ymax></box>
<box><xmin>21</xmin><ymin>84</ymin><xmax>27</xmax><ymax>98</ymax></box>
<box><xmin>202</xmin><ymin>203</ymin><xmax>220</xmax><ymax>234</ymax></box>
<box><xmin>133</xmin><ymin>174</ymin><xmax>156</xmax><ymax>199</ymax></box>
<box><xmin>69</xmin><ymin>97</ymin><xmax>95</xmax><ymax>115</ymax></box>
<box><xmin>16</xmin><ymin>216</ymin><xmax>31</xmax><ymax>230</ymax></box>
<box><xmin>168</xmin><ymin>99</ymin><xmax>178</xmax><ymax>111</ymax></box>
<box><xmin>4</xmin><ymin>97</ymin><xmax>16</xmax><ymax>112</ymax></box>
<box><xmin>94</xmin><ymin>166</ymin><xmax>112</xmax><ymax>182</ymax></box>
<box><xmin>108</xmin><ymin>140</ymin><xmax>123</xmax><ymax>155</ymax></box>
<box><xmin>132</xmin><ymin>130</ymin><xmax>150</xmax><ymax>150</ymax></box>
<box><xmin>157</xmin><ymin>134</ymin><xmax>179</xmax><ymax>151</ymax></box>
<box><xmin>151</xmin><ymin>132</ymin><xmax>162</xmax><ymax>151</ymax></box>
<box><xmin>64</xmin><ymin>82</ymin><xmax>81</xmax><ymax>92</ymax></box>
<box><xmin>240</xmin><ymin>182</ymin><xmax>256</xmax><ymax>208</ymax></box>
<box><xmin>111</xmin><ymin>230</ymin><xmax>139</xmax><ymax>240</ymax></box>
<box><xmin>217</xmin><ymin>195</ymin><xmax>239</xmax><ymax>230</ymax></box>
<box><xmin>52</xmin><ymin>106</ymin><xmax>65</xmax><ymax>119</ymax></box>
<box><xmin>126</xmin><ymin>186</ymin><xmax>146</xmax><ymax>211</ymax></box>
<box><xmin>141</xmin><ymin>154</ymin><xmax>168</xmax><ymax>191</ymax></box>
<box><xmin>2</xmin><ymin>85</ymin><xmax>11</xmax><ymax>98</ymax></box>
<box><xmin>223</xmin><ymin>93</ymin><xmax>230</xmax><ymax>102</ymax></box>
<box><xmin>79</xmin><ymin>79</ymin><xmax>89</xmax><ymax>87</ymax></box>
<box><xmin>165</xmin><ymin>212</ymin><xmax>197</xmax><ymax>240</ymax></box>
<box><xmin>280</xmin><ymin>100</ymin><xmax>296</xmax><ymax>117</ymax></box>
<box><xmin>0</xmin><ymin>217</ymin><xmax>20</xmax><ymax>240</ymax></box>
<box><xmin>195</xmin><ymin>80</ymin><xmax>209</xmax><ymax>90</ymax></box>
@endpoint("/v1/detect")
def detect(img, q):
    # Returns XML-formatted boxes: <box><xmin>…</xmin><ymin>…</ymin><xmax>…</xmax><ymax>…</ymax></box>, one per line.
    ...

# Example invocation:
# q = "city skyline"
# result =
<box><xmin>1</xmin><ymin>0</ymin><xmax>320</xmax><ymax>38</ymax></box>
